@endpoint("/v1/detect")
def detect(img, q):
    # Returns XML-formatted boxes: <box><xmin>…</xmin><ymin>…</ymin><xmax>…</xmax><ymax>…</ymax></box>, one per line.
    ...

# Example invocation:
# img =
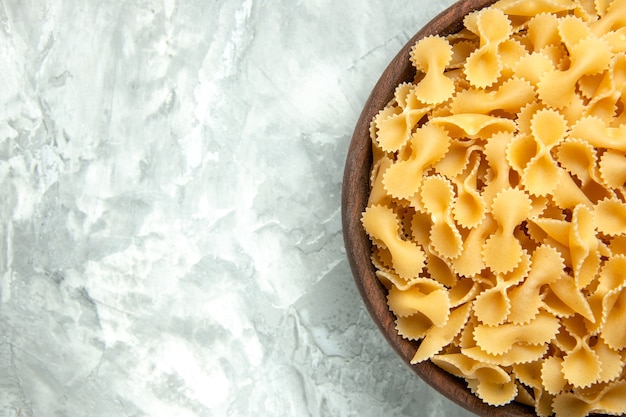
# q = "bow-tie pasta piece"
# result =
<box><xmin>429</xmin><ymin>113</ymin><xmax>517</xmax><ymax>140</ymax></box>
<box><xmin>409</xmin><ymin>210</ymin><xmax>458</xmax><ymax>288</ymax></box>
<box><xmin>482</xmin><ymin>187</ymin><xmax>532</xmax><ymax>274</ymax></box>
<box><xmin>387</xmin><ymin>278</ymin><xmax>450</xmax><ymax>325</ymax></box>
<box><xmin>558</xmin><ymin>15</ymin><xmax>593</xmax><ymax>50</ymax></box>
<box><xmin>537</xmin><ymin>37</ymin><xmax>612</xmax><ymax>108</ymax></box>
<box><xmin>420</xmin><ymin>175</ymin><xmax>463</xmax><ymax>259</ymax></box>
<box><xmin>585</xmin><ymin>255</ymin><xmax>626</xmax><ymax>336</ymax></box>
<box><xmin>569</xmin><ymin>204</ymin><xmax>601</xmax><ymax>289</ymax></box>
<box><xmin>508</xmin><ymin>244</ymin><xmax>565</xmax><ymax>324</ymax></box>
<box><xmin>593</xmin><ymin>197</ymin><xmax>626</xmax><ymax>236</ymax></box>
<box><xmin>542</xmin><ymin>274</ymin><xmax>595</xmax><ymax>322</ymax></box>
<box><xmin>382</xmin><ymin>124</ymin><xmax>451</xmax><ymax>200</ymax></box>
<box><xmin>472</xmin><ymin>250</ymin><xmax>531</xmax><ymax>326</ymax></box>
<box><xmin>541</xmin><ymin>356</ymin><xmax>568</xmax><ymax>395</ymax></box>
<box><xmin>599</xmin><ymin>150</ymin><xmax>626</xmax><ymax>188</ymax></box>
<box><xmin>552</xmin><ymin>380</ymin><xmax>626</xmax><ymax>417</ymax></box>
<box><xmin>556</xmin><ymin>138</ymin><xmax>612</xmax><ymax>204</ymax></box>
<box><xmin>514</xmin><ymin>52</ymin><xmax>556</xmax><ymax>87</ymax></box>
<box><xmin>449</xmin><ymin>40</ymin><xmax>479</xmax><ymax>69</ymax></box>
<box><xmin>463</xmin><ymin>341</ymin><xmax>549</xmax><ymax>367</ymax></box>
<box><xmin>482</xmin><ymin>132</ymin><xmax>516</xmax><ymax>206</ymax></box>
<box><xmin>433</xmin><ymin>141</ymin><xmax>478</xmax><ymax>178</ymax></box>
<box><xmin>450</xmin><ymin>77</ymin><xmax>536</xmax><ymax>115</ymax></box>
<box><xmin>448</xmin><ymin>277</ymin><xmax>482</xmax><ymax>307</ymax></box>
<box><xmin>367</xmin><ymin>154</ymin><xmax>393</xmax><ymax>207</ymax></box>
<box><xmin>410</xmin><ymin>36</ymin><xmax>455</xmax><ymax>104</ymax></box>
<box><xmin>522</xmin><ymin>108</ymin><xmax>568</xmax><ymax>196</ymax></box>
<box><xmin>591</xmin><ymin>0</ymin><xmax>626</xmax><ymax>36</ymax></box>
<box><xmin>431</xmin><ymin>353</ymin><xmax>517</xmax><ymax>406</ymax></box>
<box><xmin>450</xmin><ymin>214</ymin><xmax>497</xmax><ymax>278</ymax></box>
<box><xmin>409</xmin><ymin>302</ymin><xmax>472</xmax><ymax>364</ymax></box>
<box><xmin>494</xmin><ymin>0</ymin><xmax>577</xmax><ymax>16</ymax></box>
<box><xmin>570</xmin><ymin>116</ymin><xmax>626</xmax><ymax>151</ymax></box>
<box><xmin>452</xmin><ymin>152</ymin><xmax>486</xmax><ymax>228</ymax></box>
<box><xmin>560</xmin><ymin>316</ymin><xmax>603</xmax><ymax>388</ymax></box>
<box><xmin>464</xmin><ymin>8</ymin><xmax>512</xmax><ymax>88</ymax></box>
<box><xmin>374</xmin><ymin>85</ymin><xmax>432</xmax><ymax>152</ymax></box>
<box><xmin>526</xmin><ymin>12</ymin><xmax>562</xmax><ymax>51</ymax></box>
<box><xmin>362</xmin><ymin>204</ymin><xmax>426</xmax><ymax>280</ymax></box>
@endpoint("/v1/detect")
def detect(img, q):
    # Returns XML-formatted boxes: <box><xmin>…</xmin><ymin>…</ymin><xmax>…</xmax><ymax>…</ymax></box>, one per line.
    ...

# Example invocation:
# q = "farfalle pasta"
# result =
<box><xmin>361</xmin><ymin>1</ymin><xmax>626</xmax><ymax>416</ymax></box>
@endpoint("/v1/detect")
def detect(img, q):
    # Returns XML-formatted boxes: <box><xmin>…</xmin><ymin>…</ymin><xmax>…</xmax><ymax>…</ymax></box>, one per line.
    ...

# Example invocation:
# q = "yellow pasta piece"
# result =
<box><xmin>552</xmin><ymin>168</ymin><xmax>594</xmax><ymax>210</ymax></box>
<box><xmin>464</xmin><ymin>8</ymin><xmax>512</xmax><ymax>88</ymax></box>
<box><xmin>553</xmin><ymin>380</ymin><xmax>626</xmax><ymax>417</ymax></box>
<box><xmin>482</xmin><ymin>187</ymin><xmax>532</xmax><ymax>274</ymax></box>
<box><xmin>473</xmin><ymin>311</ymin><xmax>560</xmax><ymax>355</ymax></box>
<box><xmin>570</xmin><ymin>115</ymin><xmax>626</xmax><ymax>152</ymax></box>
<box><xmin>387</xmin><ymin>278</ymin><xmax>450</xmax><ymax>324</ymax></box>
<box><xmin>382</xmin><ymin>124</ymin><xmax>450</xmax><ymax>200</ymax></box>
<box><xmin>513</xmin><ymin>360</ymin><xmax>544</xmax><ymax>390</ymax></box>
<box><xmin>569</xmin><ymin>204</ymin><xmax>601</xmax><ymax>289</ymax></box>
<box><xmin>593</xmin><ymin>197</ymin><xmax>626</xmax><ymax>235</ymax></box>
<box><xmin>559</xmin><ymin>15</ymin><xmax>593</xmax><ymax>49</ymax></box>
<box><xmin>432</xmin><ymin>140</ymin><xmax>477</xmax><ymax>178</ymax></box>
<box><xmin>537</xmin><ymin>37</ymin><xmax>612</xmax><ymax>108</ymax></box>
<box><xmin>523</xmin><ymin>108</ymin><xmax>568</xmax><ymax>196</ymax></box>
<box><xmin>591</xmin><ymin>0</ymin><xmax>626</xmax><ymax>36</ymax></box>
<box><xmin>429</xmin><ymin>113</ymin><xmax>516</xmax><ymax>139</ymax></box>
<box><xmin>450</xmin><ymin>76</ymin><xmax>535</xmax><ymax>115</ymax></box>
<box><xmin>367</xmin><ymin>154</ymin><xmax>393</xmax><ymax>207</ymax></box>
<box><xmin>472</xmin><ymin>250</ymin><xmax>530</xmax><ymax>325</ymax></box>
<box><xmin>599</xmin><ymin>149</ymin><xmax>626</xmax><ymax>188</ymax></box>
<box><xmin>560</xmin><ymin>316</ymin><xmax>603</xmax><ymax>388</ymax></box>
<box><xmin>593</xmin><ymin>337</ymin><xmax>624</xmax><ymax>384</ymax></box>
<box><xmin>463</xmin><ymin>343</ymin><xmax>549</xmax><ymax>367</ymax></box>
<box><xmin>448</xmin><ymin>277</ymin><xmax>482</xmax><ymax>307</ymax></box>
<box><xmin>451</xmin><ymin>152</ymin><xmax>486</xmax><ymax>228</ymax></box>
<box><xmin>362</xmin><ymin>204</ymin><xmax>426</xmax><ymax>280</ymax></box>
<box><xmin>602</xmin><ymin>287</ymin><xmax>626</xmax><ymax>350</ymax></box>
<box><xmin>410</xmin><ymin>302</ymin><xmax>472</xmax><ymax>363</ymax></box>
<box><xmin>508</xmin><ymin>244</ymin><xmax>565</xmax><ymax>324</ymax></box>
<box><xmin>482</xmin><ymin>131</ymin><xmax>515</xmax><ymax>206</ymax></box>
<box><xmin>431</xmin><ymin>353</ymin><xmax>517</xmax><ymax>406</ymax></box>
<box><xmin>527</xmin><ymin>13</ymin><xmax>562</xmax><ymax>51</ymax></box>
<box><xmin>586</xmin><ymin>255</ymin><xmax>626</xmax><ymax>335</ymax></box>
<box><xmin>419</xmin><ymin>175</ymin><xmax>463</xmax><ymax>259</ymax></box>
<box><xmin>543</xmin><ymin>274</ymin><xmax>595</xmax><ymax>321</ymax></box>
<box><xmin>515</xmin><ymin>52</ymin><xmax>557</xmax><ymax>86</ymax></box>
<box><xmin>541</xmin><ymin>356</ymin><xmax>568</xmax><ymax>395</ymax></box>
<box><xmin>559</xmin><ymin>139</ymin><xmax>615</xmax><ymax>204</ymax></box>
<box><xmin>374</xmin><ymin>86</ymin><xmax>432</xmax><ymax>152</ymax></box>
<box><xmin>410</xmin><ymin>36</ymin><xmax>455</xmax><ymax>104</ymax></box>
<box><xmin>495</xmin><ymin>0</ymin><xmax>578</xmax><ymax>16</ymax></box>
<box><xmin>450</xmin><ymin>214</ymin><xmax>497</xmax><ymax>278</ymax></box>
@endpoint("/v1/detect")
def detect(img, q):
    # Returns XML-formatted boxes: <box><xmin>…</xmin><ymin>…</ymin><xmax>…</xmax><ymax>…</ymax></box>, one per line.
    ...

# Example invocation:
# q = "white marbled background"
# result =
<box><xmin>0</xmin><ymin>1</ymin><xmax>476</xmax><ymax>416</ymax></box>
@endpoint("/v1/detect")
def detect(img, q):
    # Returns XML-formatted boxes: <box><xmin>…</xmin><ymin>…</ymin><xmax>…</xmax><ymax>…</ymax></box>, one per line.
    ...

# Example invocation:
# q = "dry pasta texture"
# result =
<box><xmin>362</xmin><ymin>0</ymin><xmax>626</xmax><ymax>416</ymax></box>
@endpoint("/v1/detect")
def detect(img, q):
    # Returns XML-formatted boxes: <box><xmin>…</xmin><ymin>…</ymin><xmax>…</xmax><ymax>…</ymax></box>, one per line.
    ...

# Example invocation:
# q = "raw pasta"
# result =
<box><xmin>361</xmin><ymin>0</ymin><xmax>626</xmax><ymax>416</ymax></box>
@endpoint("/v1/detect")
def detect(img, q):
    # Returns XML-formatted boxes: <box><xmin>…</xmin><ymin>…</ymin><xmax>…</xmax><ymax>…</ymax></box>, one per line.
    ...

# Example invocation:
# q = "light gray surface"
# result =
<box><xmin>0</xmin><ymin>1</ymin><xmax>476</xmax><ymax>416</ymax></box>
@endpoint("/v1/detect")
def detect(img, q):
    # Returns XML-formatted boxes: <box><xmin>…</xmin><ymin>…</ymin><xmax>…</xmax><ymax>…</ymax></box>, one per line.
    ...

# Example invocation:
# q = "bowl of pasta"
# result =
<box><xmin>342</xmin><ymin>0</ymin><xmax>626</xmax><ymax>416</ymax></box>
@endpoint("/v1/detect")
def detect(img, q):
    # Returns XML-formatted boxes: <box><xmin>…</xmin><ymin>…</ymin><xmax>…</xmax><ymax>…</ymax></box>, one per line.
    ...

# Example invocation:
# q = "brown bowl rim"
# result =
<box><xmin>340</xmin><ymin>1</ymin><xmax>611</xmax><ymax>416</ymax></box>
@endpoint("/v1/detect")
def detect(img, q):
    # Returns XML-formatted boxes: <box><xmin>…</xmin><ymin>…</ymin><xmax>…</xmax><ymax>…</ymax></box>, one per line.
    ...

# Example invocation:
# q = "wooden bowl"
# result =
<box><xmin>342</xmin><ymin>1</ymin><xmax>538</xmax><ymax>416</ymax></box>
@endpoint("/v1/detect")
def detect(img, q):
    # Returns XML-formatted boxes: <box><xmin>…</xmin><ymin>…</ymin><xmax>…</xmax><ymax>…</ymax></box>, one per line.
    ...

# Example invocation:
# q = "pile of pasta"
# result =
<box><xmin>362</xmin><ymin>0</ymin><xmax>626</xmax><ymax>416</ymax></box>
